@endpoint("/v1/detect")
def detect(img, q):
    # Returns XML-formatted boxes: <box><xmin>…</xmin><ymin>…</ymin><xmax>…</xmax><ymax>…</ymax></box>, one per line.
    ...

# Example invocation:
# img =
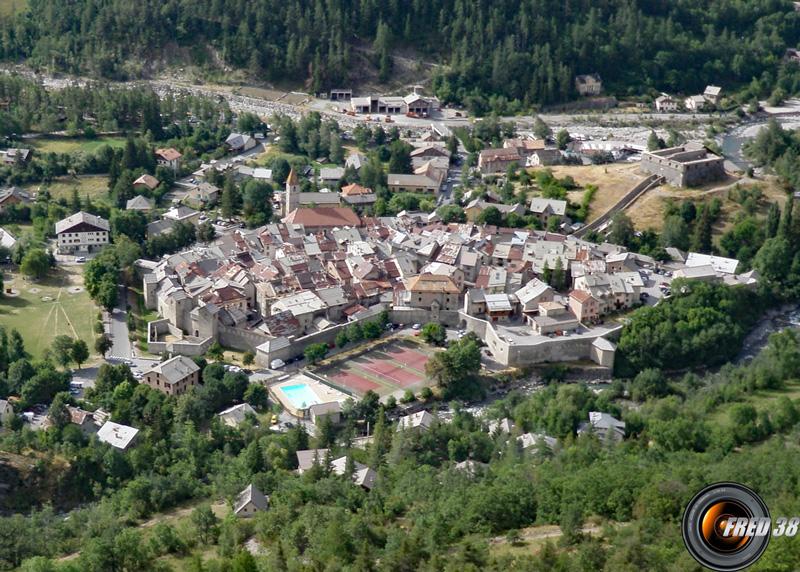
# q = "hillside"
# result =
<box><xmin>2</xmin><ymin>1</ymin><xmax>800</xmax><ymax>111</ymax></box>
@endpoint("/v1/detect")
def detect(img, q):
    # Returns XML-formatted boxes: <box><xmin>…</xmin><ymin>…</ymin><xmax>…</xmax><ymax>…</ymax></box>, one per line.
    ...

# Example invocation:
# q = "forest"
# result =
<box><xmin>2</xmin><ymin>1</ymin><xmax>800</xmax><ymax>109</ymax></box>
<box><xmin>3</xmin><ymin>324</ymin><xmax>800</xmax><ymax>570</ymax></box>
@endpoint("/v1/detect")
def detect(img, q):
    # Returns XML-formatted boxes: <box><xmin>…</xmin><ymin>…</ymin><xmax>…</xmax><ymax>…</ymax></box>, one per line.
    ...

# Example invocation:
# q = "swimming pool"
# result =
<box><xmin>279</xmin><ymin>383</ymin><xmax>322</xmax><ymax>409</ymax></box>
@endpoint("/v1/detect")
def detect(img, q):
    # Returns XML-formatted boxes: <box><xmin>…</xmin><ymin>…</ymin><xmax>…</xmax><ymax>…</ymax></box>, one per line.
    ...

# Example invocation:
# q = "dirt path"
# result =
<box><xmin>490</xmin><ymin>523</ymin><xmax>604</xmax><ymax>545</ymax></box>
<box><xmin>140</xmin><ymin>500</ymin><xmax>227</xmax><ymax>528</ymax></box>
<box><xmin>56</xmin><ymin>500</ymin><xmax>228</xmax><ymax>562</ymax></box>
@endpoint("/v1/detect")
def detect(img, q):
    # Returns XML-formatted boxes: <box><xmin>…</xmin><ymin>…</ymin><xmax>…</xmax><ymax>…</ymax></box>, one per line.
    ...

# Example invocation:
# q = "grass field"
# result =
<box><xmin>626</xmin><ymin>174</ymin><xmax>787</xmax><ymax>234</ymax></box>
<box><xmin>708</xmin><ymin>379</ymin><xmax>800</xmax><ymax>428</ymax></box>
<box><xmin>0</xmin><ymin>266</ymin><xmax>99</xmax><ymax>359</ymax></box>
<box><xmin>249</xmin><ymin>146</ymin><xmax>339</xmax><ymax>172</ymax></box>
<box><xmin>0</xmin><ymin>0</ymin><xmax>28</xmax><ymax>16</ymax></box>
<box><xmin>540</xmin><ymin>163</ymin><xmax>645</xmax><ymax>224</ymax></box>
<box><xmin>24</xmin><ymin>175</ymin><xmax>110</xmax><ymax>202</ymax></box>
<box><xmin>29</xmin><ymin>136</ymin><xmax>126</xmax><ymax>155</ymax></box>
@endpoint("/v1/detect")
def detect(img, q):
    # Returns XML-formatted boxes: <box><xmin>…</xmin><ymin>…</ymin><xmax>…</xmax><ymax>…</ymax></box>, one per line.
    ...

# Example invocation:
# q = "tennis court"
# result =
<box><xmin>319</xmin><ymin>339</ymin><xmax>434</xmax><ymax>398</ymax></box>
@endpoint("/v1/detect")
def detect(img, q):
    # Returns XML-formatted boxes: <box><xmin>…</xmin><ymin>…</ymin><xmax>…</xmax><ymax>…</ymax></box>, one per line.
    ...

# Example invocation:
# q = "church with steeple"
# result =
<box><xmin>283</xmin><ymin>167</ymin><xmax>300</xmax><ymax>217</ymax></box>
<box><xmin>280</xmin><ymin>166</ymin><xmax>364</xmax><ymax>231</ymax></box>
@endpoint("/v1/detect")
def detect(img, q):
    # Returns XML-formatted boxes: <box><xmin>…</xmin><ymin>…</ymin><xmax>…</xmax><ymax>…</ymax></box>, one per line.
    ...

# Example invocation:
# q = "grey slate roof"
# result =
<box><xmin>234</xmin><ymin>484</ymin><xmax>269</xmax><ymax>514</ymax></box>
<box><xmin>126</xmin><ymin>195</ymin><xmax>155</xmax><ymax>210</ymax></box>
<box><xmin>55</xmin><ymin>211</ymin><xmax>110</xmax><ymax>234</ymax></box>
<box><xmin>146</xmin><ymin>355</ymin><xmax>199</xmax><ymax>384</ymax></box>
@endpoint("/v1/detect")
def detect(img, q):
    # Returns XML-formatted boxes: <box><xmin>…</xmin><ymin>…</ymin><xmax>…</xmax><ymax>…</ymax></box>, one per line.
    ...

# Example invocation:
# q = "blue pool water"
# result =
<box><xmin>280</xmin><ymin>383</ymin><xmax>322</xmax><ymax>409</ymax></box>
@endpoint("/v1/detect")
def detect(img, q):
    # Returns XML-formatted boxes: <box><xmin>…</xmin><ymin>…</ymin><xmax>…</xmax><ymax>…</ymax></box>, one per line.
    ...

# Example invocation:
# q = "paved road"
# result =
<box><xmin>108</xmin><ymin>286</ymin><xmax>132</xmax><ymax>359</ymax></box>
<box><xmin>166</xmin><ymin>144</ymin><xmax>266</xmax><ymax>203</ymax></box>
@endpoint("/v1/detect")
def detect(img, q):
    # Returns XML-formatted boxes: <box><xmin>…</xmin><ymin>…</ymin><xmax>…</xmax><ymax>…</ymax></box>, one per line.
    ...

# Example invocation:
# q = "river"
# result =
<box><xmin>735</xmin><ymin>304</ymin><xmax>800</xmax><ymax>363</ymax></box>
<box><xmin>721</xmin><ymin>115</ymin><xmax>800</xmax><ymax>170</ymax></box>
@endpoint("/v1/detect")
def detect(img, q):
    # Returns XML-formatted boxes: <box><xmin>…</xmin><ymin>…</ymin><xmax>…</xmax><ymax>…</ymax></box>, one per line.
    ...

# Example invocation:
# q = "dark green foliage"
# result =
<box><xmin>436</xmin><ymin>204</ymin><xmax>466</xmax><ymax>223</ymax></box>
<box><xmin>304</xmin><ymin>343</ymin><xmax>329</xmax><ymax>364</ymax></box>
<box><xmin>476</xmin><ymin>206</ymin><xmax>502</xmax><ymax>226</ymax></box>
<box><xmin>388</xmin><ymin>140</ymin><xmax>413</xmax><ymax>174</ymax></box>
<box><xmin>4</xmin><ymin>1</ymin><xmax>797</xmax><ymax>111</ymax></box>
<box><xmin>5</xmin><ymin>330</ymin><xmax>800</xmax><ymax>571</ymax></box>
<box><xmin>420</xmin><ymin>323</ymin><xmax>447</xmax><ymax>346</ymax></box>
<box><xmin>615</xmin><ymin>280</ymin><xmax>760</xmax><ymax>377</ymax></box>
<box><xmin>630</xmin><ymin>368</ymin><xmax>669</xmax><ymax>401</ymax></box>
<box><xmin>425</xmin><ymin>334</ymin><xmax>483</xmax><ymax>399</ymax></box>
<box><xmin>94</xmin><ymin>335</ymin><xmax>112</xmax><ymax>357</ymax></box>
<box><xmin>241</xmin><ymin>180</ymin><xmax>274</xmax><ymax>228</ymax></box>
<box><xmin>243</xmin><ymin>384</ymin><xmax>268</xmax><ymax>409</ymax></box>
<box><xmin>690</xmin><ymin>203</ymin><xmax>713</xmax><ymax>253</ymax></box>
<box><xmin>20</xmin><ymin>248</ymin><xmax>51</xmax><ymax>280</ymax></box>
<box><xmin>83</xmin><ymin>249</ymin><xmax>120</xmax><ymax>310</ymax></box>
<box><xmin>607</xmin><ymin>212</ymin><xmax>636</xmax><ymax>249</ymax></box>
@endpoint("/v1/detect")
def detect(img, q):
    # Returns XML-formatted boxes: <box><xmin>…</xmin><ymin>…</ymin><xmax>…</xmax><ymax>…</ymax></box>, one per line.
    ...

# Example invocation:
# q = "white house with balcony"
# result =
<box><xmin>55</xmin><ymin>211</ymin><xmax>110</xmax><ymax>254</ymax></box>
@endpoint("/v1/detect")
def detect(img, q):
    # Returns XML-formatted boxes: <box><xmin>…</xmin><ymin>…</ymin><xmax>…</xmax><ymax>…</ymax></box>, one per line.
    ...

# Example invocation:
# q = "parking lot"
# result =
<box><xmin>638</xmin><ymin>267</ymin><xmax>675</xmax><ymax>306</ymax></box>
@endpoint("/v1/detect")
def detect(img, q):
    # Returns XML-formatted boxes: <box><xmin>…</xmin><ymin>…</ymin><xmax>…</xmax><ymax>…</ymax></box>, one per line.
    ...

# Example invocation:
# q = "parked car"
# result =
<box><xmin>412</xmin><ymin>323</ymin><xmax>421</xmax><ymax>330</ymax></box>
<box><xmin>270</xmin><ymin>359</ymin><xmax>285</xmax><ymax>370</ymax></box>
<box><xmin>75</xmin><ymin>257</ymin><xmax>86</xmax><ymax>263</ymax></box>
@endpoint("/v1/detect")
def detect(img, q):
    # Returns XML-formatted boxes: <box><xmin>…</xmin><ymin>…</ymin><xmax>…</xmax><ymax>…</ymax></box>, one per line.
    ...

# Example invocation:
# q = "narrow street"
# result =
<box><xmin>107</xmin><ymin>285</ymin><xmax>132</xmax><ymax>360</ymax></box>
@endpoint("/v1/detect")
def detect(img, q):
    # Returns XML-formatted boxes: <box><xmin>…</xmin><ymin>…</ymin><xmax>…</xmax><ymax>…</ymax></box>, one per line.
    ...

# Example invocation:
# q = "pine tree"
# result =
<box><xmin>779</xmin><ymin>197</ymin><xmax>794</xmax><ymax>239</ymax></box>
<box><xmin>122</xmin><ymin>137</ymin><xmax>137</xmax><ymax>170</ymax></box>
<box><xmin>8</xmin><ymin>329</ymin><xmax>26</xmax><ymax>363</ymax></box>
<box><xmin>766</xmin><ymin>202</ymin><xmax>781</xmax><ymax>238</ymax></box>
<box><xmin>329</xmin><ymin>133</ymin><xmax>344</xmax><ymax>164</ymax></box>
<box><xmin>221</xmin><ymin>178</ymin><xmax>240</xmax><ymax>219</ymax></box>
<box><xmin>647</xmin><ymin>131</ymin><xmax>663</xmax><ymax>151</ymax></box>
<box><xmin>108</xmin><ymin>155</ymin><xmax>120</xmax><ymax>189</ymax></box>
<box><xmin>374</xmin><ymin>21</ymin><xmax>393</xmax><ymax>82</ymax></box>
<box><xmin>70</xmin><ymin>188</ymin><xmax>81</xmax><ymax>212</ymax></box>
<box><xmin>691</xmin><ymin>204</ymin><xmax>713</xmax><ymax>253</ymax></box>
<box><xmin>368</xmin><ymin>407</ymin><xmax>389</xmax><ymax>468</ymax></box>
<box><xmin>553</xmin><ymin>257</ymin><xmax>565</xmax><ymax>291</ymax></box>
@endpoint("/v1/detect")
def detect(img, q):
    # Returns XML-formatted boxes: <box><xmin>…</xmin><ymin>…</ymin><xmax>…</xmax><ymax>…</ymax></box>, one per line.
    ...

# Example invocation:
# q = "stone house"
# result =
<box><xmin>478</xmin><ymin>147</ymin><xmax>522</xmax><ymax>174</ymax></box>
<box><xmin>141</xmin><ymin>355</ymin><xmax>201</xmax><ymax>396</ymax></box>
<box><xmin>396</xmin><ymin>273</ymin><xmax>461</xmax><ymax>312</ymax></box>
<box><xmin>575</xmin><ymin>74</ymin><xmax>602</xmax><ymax>96</ymax></box>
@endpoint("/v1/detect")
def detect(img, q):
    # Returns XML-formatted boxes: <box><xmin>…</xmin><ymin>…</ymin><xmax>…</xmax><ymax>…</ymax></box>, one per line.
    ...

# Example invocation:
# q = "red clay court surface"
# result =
<box><xmin>321</xmin><ymin>340</ymin><xmax>433</xmax><ymax>397</ymax></box>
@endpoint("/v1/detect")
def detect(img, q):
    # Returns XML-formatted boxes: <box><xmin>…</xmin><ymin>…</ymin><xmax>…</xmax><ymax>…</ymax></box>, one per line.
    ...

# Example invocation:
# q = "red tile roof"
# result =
<box><xmin>283</xmin><ymin>207</ymin><xmax>362</xmax><ymax>228</ymax></box>
<box><xmin>156</xmin><ymin>148</ymin><xmax>182</xmax><ymax>161</ymax></box>
<box><xmin>569</xmin><ymin>289</ymin><xmax>593</xmax><ymax>303</ymax></box>
<box><xmin>341</xmin><ymin>183</ymin><xmax>373</xmax><ymax>196</ymax></box>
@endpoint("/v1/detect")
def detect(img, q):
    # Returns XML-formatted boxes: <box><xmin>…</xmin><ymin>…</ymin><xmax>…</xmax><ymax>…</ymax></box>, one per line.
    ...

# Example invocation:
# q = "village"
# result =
<box><xmin>5</xmin><ymin>2</ymin><xmax>800</xmax><ymax>567</ymax></box>
<box><xmin>0</xmin><ymin>69</ymin><xmax>765</xmax><ymax>462</ymax></box>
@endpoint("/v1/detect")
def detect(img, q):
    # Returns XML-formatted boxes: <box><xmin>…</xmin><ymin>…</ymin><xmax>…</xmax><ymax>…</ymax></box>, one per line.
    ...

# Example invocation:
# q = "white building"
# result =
<box><xmin>55</xmin><ymin>211</ymin><xmax>110</xmax><ymax>254</ymax></box>
<box><xmin>655</xmin><ymin>94</ymin><xmax>679</xmax><ymax>113</ymax></box>
<box><xmin>685</xmin><ymin>95</ymin><xmax>707</xmax><ymax>112</ymax></box>
<box><xmin>396</xmin><ymin>410</ymin><xmax>436</xmax><ymax>432</ymax></box>
<box><xmin>233</xmin><ymin>484</ymin><xmax>269</xmax><ymax>517</ymax></box>
<box><xmin>703</xmin><ymin>85</ymin><xmax>722</xmax><ymax>105</ymax></box>
<box><xmin>577</xmin><ymin>411</ymin><xmax>626</xmax><ymax>442</ymax></box>
<box><xmin>0</xmin><ymin>227</ymin><xmax>17</xmax><ymax>250</ymax></box>
<box><xmin>97</xmin><ymin>421</ymin><xmax>139</xmax><ymax>450</ymax></box>
<box><xmin>217</xmin><ymin>403</ymin><xmax>257</xmax><ymax>428</ymax></box>
<box><xmin>155</xmin><ymin>148</ymin><xmax>182</xmax><ymax>172</ymax></box>
<box><xmin>0</xmin><ymin>399</ymin><xmax>13</xmax><ymax>424</ymax></box>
